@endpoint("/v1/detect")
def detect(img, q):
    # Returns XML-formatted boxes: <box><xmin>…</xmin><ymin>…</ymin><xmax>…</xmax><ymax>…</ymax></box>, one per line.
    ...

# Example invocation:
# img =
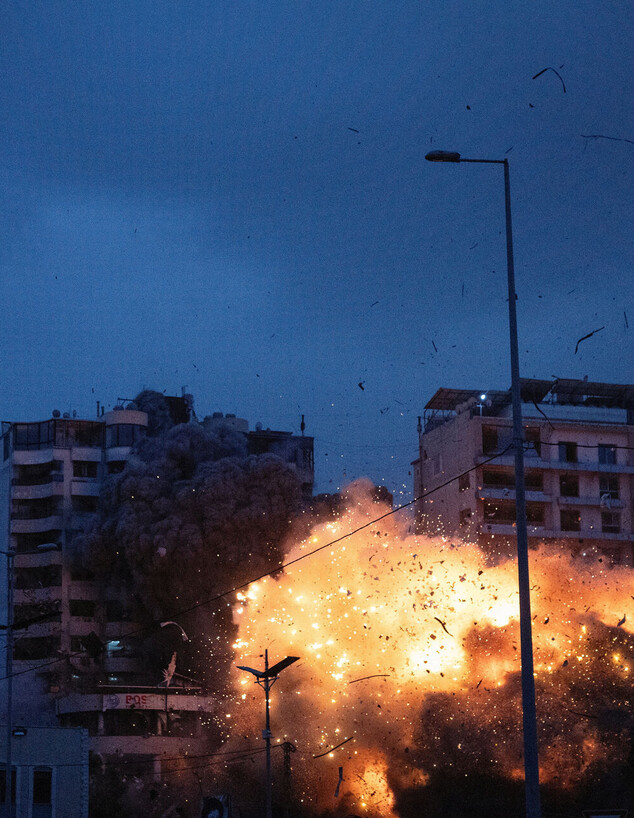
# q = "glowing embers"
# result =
<box><xmin>227</xmin><ymin>486</ymin><xmax>634</xmax><ymax>815</ymax></box>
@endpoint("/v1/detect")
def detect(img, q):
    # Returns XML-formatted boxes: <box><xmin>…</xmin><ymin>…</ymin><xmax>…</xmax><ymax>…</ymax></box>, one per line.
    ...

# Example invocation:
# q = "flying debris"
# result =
<box><xmin>574</xmin><ymin>325</ymin><xmax>605</xmax><ymax>353</ymax></box>
<box><xmin>348</xmin><ymin>127</ymin><xmax>360</xmax><ymax>133</ymax></box>
<box><xmin>532</xmin><ymin>66</ymin><xmax>566</xmax><ymax>92</ymax></box>
<box><xmin>581</xmin><ymin>133</ymin><xmax>634</xmax><ymax>146</ymax></box>
<box><xmin>358</xmin><ymin>381</ymin><xmax>365</xmax><ymax>391</ymax></box>
<box><xmin>617</xmin><ymin>614</ymin><xmax>626</xmax><ymax>627</ymax></box>
<box><xmin>334</xmin><ymin>766</ymin><xmax>344</xmax><ymax>797</ymax></box>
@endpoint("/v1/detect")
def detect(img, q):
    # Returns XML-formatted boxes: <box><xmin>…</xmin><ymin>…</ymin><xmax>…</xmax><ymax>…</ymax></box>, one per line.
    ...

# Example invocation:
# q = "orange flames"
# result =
<box><xmin>227</xmin><ymin>484</ymin><xmax>634</xmax><ymax>814</ymax></box>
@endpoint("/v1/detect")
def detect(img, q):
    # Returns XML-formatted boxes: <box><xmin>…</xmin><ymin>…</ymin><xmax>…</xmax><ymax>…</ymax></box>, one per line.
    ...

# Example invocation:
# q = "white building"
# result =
<box><xmin>413</xmin><ymin>378</ymin><xmax>634</xmax><ymax>564</ymax></box>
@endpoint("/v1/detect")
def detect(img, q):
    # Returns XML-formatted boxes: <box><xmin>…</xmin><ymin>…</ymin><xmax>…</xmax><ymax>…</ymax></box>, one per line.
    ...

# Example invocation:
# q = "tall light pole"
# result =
<box><xmin>425</xmin><ymin>150</ymin><xmax>541</xmax><ymax>818</ymax></box>
<box><xmin>1</xmin><ymin>548</ymin><xmax>16</xmax><ymax>818</ymax></box>
<box><xmin>237</xmin><ymin>652</ymin><xmax>299</xmax><ymax>818</ymax></box>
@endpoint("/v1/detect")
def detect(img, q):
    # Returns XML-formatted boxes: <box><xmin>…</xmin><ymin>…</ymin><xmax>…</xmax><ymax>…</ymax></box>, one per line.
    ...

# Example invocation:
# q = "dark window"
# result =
<box><xmin>3</xmin><ymin>432</ymin><xmax>9</xmax><ymax>460</ymax></box>
<box><xmin>601</xmin><ymin>511</ymin><xmax>621</xmax><ymax>534</ymax></box>
<box><xmin>11</xmin><ymin>498</ymin><xmax>62</xmax><ymax>520</ymax></box>
<box><xmin>558</xmin><ymin>441</ymin><xmax>578</xmax><ymax>463</ymax></box>
<box><xmin>14</xmin><ymin>531</ymin><xmax>61</xmax><ymax>553</ymax></box>
<box><xmin>73</xmin><ymin>461</ymin><xmax>98</xmax><ymax>478</ymax></box>
<box><xmin>598</xmin><ymin>444</ymin><xmax>617</xmax><ymax>465</ymax></box>
<box><xmin>32</xmin><ymin>767</ymin><xmax>52</xmax><ymax>818</ymax></box>
<box><xmin>483</xmin><ymin>500</ymin><xmax>516</xmax><ymax>524</ymax></box>
<box><xmin>70</xmin><ymin>563</ymin><xmax>94</xmax><ymax>581</ymax></box>
<box><xmin>482</xmin><ymin>426</ymin><xmax>498</xmax><ymax>455</ymax></box>
<box><xmin>599</xmin><ymin>475</ymin><xmax>619</xmax><ymax>500</ymax></box>
<box><xmin>107</xmin><ymin>460</ymin><xmax>126</xmax><ymax>475</ymax></box>
<box><xmin>560</xmin><ymin>509</ymin><xmax>580</xmax><ymax>532</ymax></box>
<box><xmin>13</xmin><ymin>421</ymin><xmax>54</xmax><ymax>450</ymax></box>
<box><xmin>14</xmin><ymin>603</ymin><xmax>61</xmax><ymax>628</ymax></box>
<box><xmin>525</xmin><ymin>472</ymin><xmax>543</xmax><ymax>492</ymax></box>
<box><xmin>106</xmin><ymin>424</ymin><xmax>144</xmax><ymax>448</ymax></box>
<box><xmin>459</xmin><ymin>508</ymin><xmax>472</xmax><ymax>526</ymax></box>
<box><xmin>69</xmin><ymin>599</ymin><xmax>96</xmax><ymax>617</ymax></box>
<box><xmin>13</xmin><ymin>636</ymin><xmax>61</xmax><ymax>660</ymax></box>
<box><xmin>526</xmin><ymin>504</ymin><xmax>545</xmax><ymax>525</ymax></box>
<box><xmin>71</xmin><ymin>495</ymin><xmax>98</xmax><ymax>513</ymax></box>
<box><xmin>0</xmin><ymin>766</ymin><xmax>16</xmax><ymax>806</ymax></box>
<box><xmin>482</xmin><ymin>469</ymin><xmax>514</xmax><ymax>489</ymax></box>
<box><xmin>458</xmin><ymin>472</ymin><xmax>470</xmax><ymax>492</ymax></box>
<box><xmin>524</xmin><ymin>427</ymin><xmax>541</xmax><ymax>456</ymax></box>
<box><xmin>559</xmin><ymin>474</ymin><xmax>579</xmax><ymax>497</ymax></box>
<box><xmin>15</xmin><ymin>565</ymin><xmax>62</xmax><ymax>590</ymax></box>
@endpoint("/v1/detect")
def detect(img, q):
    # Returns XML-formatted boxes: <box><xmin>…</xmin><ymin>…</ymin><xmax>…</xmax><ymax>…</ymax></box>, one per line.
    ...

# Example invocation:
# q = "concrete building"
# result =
<box><xmin>412</xmin><ymin>378</ymin><xmax>634</xmax><ymax>564</ymax></box>
<box><xmin>0</xmin><ymin>725</ymin><xmax>89</xmax><ymax>818</ymax></box>
<box><xmin>0</xmin><ymin>396</ymin><xmax>314</xmax><ymax>803</ymax></box>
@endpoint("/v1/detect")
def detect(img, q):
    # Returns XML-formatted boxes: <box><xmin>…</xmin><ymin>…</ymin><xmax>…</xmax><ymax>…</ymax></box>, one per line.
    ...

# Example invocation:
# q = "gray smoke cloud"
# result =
<box><xmin>80</xmin><ymin>391</ymin><xmax>303</xmax><ymax>684</ymax></box>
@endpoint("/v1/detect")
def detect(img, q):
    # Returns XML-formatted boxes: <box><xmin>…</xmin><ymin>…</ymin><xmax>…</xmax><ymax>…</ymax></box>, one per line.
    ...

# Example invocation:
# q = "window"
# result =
<box><xmin>601</xmin><ymin>511</ymin><xmax>621</xmax><ymax>534</ymax></box>
<box><xmin>599</xmin><ymin>475</ymin><xmax>619</xmax><ymax>501</ymax></box>
<box><xmin>560</xmin><ymin>509</ymin><xmax>581</xmax><ymax>532</ymax></box>
<box><xmin>32</xmin><ymin>767</ymin><xmax>52</xmax><ymax>818</ymax></box>
<box><xmin>482</xmin><ymin>469</ymin><xmax>514</xmax><ymax>489</ymax></box>
<box><xmin>525</xmin><ymin>472</ymin><xmax>544</xmax><ymax>492</ymax></box>
<box><xmin>483</xmin><ymin>500</ymin><xmax>516</xmax><ymax>524</ymax></box>
<box><xmin>598</xmin><ymin>444</ymin><xmax>617</xmax><ymax>465</ymax></box>
<box><xmin>71</xmin><ymin>495</ymin><xmax>98</xmax><ymax>513</ymax></box>
<box><xmin>558</xmin><ymin>441</ymin><xmax>578</xmax><ymax>463</ymax></box>
<box><xmin>73</xmin><ymin>460</ymin><xmax>98</xmax><ymax>478</ymax></box>
<box><xmin>15</xmin><ymin>565</ymin><xmax>62</xmax><ymax>590</ymax></box>
<box><xmin>13</xmin><ymin>636</ymin><xmax>61</xmax><ymax>660</ymax></box>
<box><xmin>559</xmin><ymin>474</ymin><xmax>579</xmax><ymax>498</ymax></box>
<box><xmin>106</xmin><ymin>424</ymin><xmax>144</xmax><ymax>448</ymax></box>
<box><xmin>459</xmin><ymin>508</ymin><xmax>472</xmax><ymax>526</ymax></box>
<box><xmin>107</xmin><ymin>460</ymin><xmax>126</xmax><ymax>475</ymax></box>
<box><xmin>13</xmin><ymin>421</ymin><xmax>54</xmax><ymax>450</ymax></box>
<box><xmin>11</xmin><ymin>498</ymin><xmax>62</xmax><ymax>520</ymax></box>
<box><xmin>526</xmin><ymin>504</ymin><xmax>545</xmax><ymax>525</ymax></box>
<box><xmin>482</xmin><ymin>426</ymin><xmax>498</xmax><ymax>455</ymax></box>
<box><xmin>0</xmin><ymin>765</ymin><xmax>16</xmax><ymax>811</ymax></box>
<box><xmin>524</xmin><ymin>427</ymin><xmax>541</xmax><ymax>456</ymax></box>
<box><xmin>458</xmin><ymin>472</ymin><xmax>470</xmax><ymax>492</ymax></box>
<box><xmin>69</xmin><ymin>599</ymin><xmax>96</xmax><ymax>618</ymax></box>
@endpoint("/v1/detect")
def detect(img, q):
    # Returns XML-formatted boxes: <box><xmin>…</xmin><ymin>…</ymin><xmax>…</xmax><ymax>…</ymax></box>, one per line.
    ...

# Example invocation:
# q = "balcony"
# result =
<box><xmin>12</xmin><ymin>481</ymin><xmax>65</xmax><ymax>501</ymax></box>
<box><xmin>558</xmin><ymin>495</ymin><xmax>625</xmax><ymax>508</ymax></box>
<box><xmin>11</xmin><ymin>515</ymin><xmax>64</xmax><ymax>534</ymax></box>
<box><xmin>477</xmin><ymin>488</ymin><xmax>550</xmax><ymax>503</ymax></box>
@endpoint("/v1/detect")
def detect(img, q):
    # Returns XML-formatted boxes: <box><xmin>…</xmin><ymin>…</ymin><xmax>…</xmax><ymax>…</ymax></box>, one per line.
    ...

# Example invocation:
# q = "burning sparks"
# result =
<box><xmin>225</xmin><ymin>485</ymin><xmax>634</xmax><ymax>815</ymax></box>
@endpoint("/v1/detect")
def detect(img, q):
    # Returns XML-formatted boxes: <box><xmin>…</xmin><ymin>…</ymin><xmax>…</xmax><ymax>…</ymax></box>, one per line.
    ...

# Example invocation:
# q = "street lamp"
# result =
<box><xmin>1</xmin><ymin>548</ymin><xmax>16</xmax><ymax>818</ymax></box>
<box><xmin>425</xmin><ymin>150</ymin><xmax>541</xmax><ymax>818</ymax></box>
<box><xmin>237</xmin><ymin>652</ymin><xmax>299</xmax><ymax>818</ymax></box>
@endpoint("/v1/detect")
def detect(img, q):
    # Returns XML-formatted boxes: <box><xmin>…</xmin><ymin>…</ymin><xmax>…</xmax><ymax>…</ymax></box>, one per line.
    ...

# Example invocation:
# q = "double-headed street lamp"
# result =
<box><xmin>237</xmin><ymin>652</ymin><xmax>299</xmax><ymax>818</ymax></box>
<box><xmin>425</xmin><ymin>150</ymin><xmax>541</xmax><ymax>818</ymax></box>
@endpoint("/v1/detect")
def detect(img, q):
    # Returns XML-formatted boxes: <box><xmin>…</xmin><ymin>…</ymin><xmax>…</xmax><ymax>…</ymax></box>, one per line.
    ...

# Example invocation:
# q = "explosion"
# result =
<box><xmin>227</xmin><ymin>482</ymin><xmax>634</xmax><ymax>816</ymax></box>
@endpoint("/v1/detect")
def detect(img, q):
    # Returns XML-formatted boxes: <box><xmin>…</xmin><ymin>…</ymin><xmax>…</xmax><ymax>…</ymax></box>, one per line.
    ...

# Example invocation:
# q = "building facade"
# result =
<box><xmin>412</xmin><ymin>378</ymin><xmax>634</xmax><ymax>564</ymax></box>
<box><xmin>0</xmin><ymin>397</ymin><xmax>314</xmax><ymax>805</ymax></box>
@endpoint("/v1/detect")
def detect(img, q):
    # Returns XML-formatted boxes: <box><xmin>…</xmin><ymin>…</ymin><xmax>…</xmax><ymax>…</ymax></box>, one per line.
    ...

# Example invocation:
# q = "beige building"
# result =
<box><xmin>412</xmin><ymin>378</ymin><xmax>634</xmax><ymax>565</ymax></box>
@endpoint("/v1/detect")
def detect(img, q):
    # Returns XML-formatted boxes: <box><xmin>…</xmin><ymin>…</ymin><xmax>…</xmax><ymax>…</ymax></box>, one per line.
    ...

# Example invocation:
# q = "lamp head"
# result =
<box><xmin>425</xmin><ymin>150</ymin><xmax>461</xmax><ymax>163</ymax></box>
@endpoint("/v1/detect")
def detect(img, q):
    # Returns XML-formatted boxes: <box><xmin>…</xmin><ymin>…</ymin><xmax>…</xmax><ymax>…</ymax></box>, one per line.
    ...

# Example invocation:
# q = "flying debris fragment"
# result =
<box><xmin>532</xmin><ymin>66</ymin><xmax>566</xmax><ymax>92</ymax></box>
<box><xmin>574</xmin><ymin>325</ymin><xmax>605</xmax><ymax>353</ymax></box>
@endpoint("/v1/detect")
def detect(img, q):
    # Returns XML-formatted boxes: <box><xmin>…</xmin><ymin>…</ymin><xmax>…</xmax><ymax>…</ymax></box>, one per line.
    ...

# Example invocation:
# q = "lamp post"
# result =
<box><xmin>237</xmin><ymin>652</ymin><xmax>299</xmax><ymax>818</ymax></box>
<box><xmin>1</xmin><ymin>548</ymin><xmax>16</xmax><ymax>818</ymax></box>
<box><xmin>425</xmin><ymin>150</ymin><xmax>541</xmax><ymax>818</ymax></box>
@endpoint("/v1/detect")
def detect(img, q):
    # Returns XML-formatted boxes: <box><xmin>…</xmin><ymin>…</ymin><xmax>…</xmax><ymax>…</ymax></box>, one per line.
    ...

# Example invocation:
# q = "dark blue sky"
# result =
<box><xmin>1</xmin><ymin>1</ymin><xmax>632</xmax><ymax>500</ymax></box>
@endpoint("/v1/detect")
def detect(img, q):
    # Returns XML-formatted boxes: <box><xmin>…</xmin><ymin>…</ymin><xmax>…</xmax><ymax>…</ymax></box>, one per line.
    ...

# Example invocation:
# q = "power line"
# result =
<box><xmin>0</xmin><ymin>444</ymin><xmax>513</xmax><ymax>684</ymax></box>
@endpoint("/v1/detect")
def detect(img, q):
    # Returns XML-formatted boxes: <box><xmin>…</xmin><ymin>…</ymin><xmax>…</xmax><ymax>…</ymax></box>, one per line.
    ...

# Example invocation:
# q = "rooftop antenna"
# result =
<box><xmin>300</xmin><ymin>414</ymin><xmax>305</xmax><ymax>436</ymax></box>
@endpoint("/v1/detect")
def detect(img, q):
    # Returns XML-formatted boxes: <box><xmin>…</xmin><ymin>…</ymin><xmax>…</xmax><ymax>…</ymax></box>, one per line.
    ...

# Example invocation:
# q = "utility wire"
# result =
<box><xmin>0</xmin><ymin>444</ymin><xmax>514</xmax><ymax>683</ymax></box>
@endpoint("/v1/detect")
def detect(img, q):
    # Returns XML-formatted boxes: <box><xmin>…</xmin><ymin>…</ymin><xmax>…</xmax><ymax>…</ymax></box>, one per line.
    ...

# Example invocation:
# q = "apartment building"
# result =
<box><xmin>0</xmin><ymin>396</ymin><xmax>314</xmax><ymax>796</ymax></box>
<box><xmin>412</xmin><ymin>378</ymin><xmax>634</xmax><ymax>564</ymax></box>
